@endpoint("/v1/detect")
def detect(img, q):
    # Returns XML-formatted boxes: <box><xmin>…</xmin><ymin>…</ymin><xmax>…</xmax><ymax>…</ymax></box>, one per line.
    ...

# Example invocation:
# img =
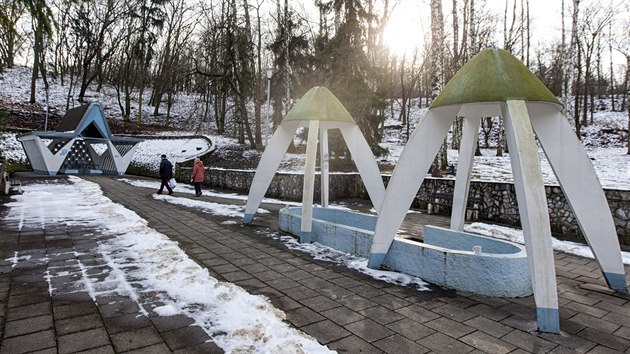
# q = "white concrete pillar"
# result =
<box><xmin>503</xmin><ymin>100</ymin><xmax>559</xmax><ymax>333</ymax></box>
<box><xmin>451</xmin><ymin>116</ymin><xmax>480</xmax><ymax>231</ymax></box>
<box><xmin>368</xmin><ymin>106</ymin><xmax>459</xmax><ymax>268</ymax></box>
<box><xmin>301</xmin><ymin>120</ymin><xmax>320</xmax><ymax>232</ymax></box>
<box><xmin>529</xmin><ymin>103</ymin><xmax>627</xmax><ymax>292</ymax></box>
<box><xmin>340</xmin><ymin>124</ymin><xmax>386</xmax><ymax>212</ymax></box>
<box><xmin>319</xmin><ymin>127</ymin><xmax>329</xmax><ymax>208</ymax></box>
<box><xmin>244</xmin><ymin>122</ymin><xmax>298</xmax><ymax>223</ymax></box>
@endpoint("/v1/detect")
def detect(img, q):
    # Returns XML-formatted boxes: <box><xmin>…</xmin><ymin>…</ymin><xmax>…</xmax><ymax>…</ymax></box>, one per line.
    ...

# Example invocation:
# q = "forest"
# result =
<box><xmin>1</xmin><ymin>0</ymin><xmax>629</xmax><ymax>172</ymax></box>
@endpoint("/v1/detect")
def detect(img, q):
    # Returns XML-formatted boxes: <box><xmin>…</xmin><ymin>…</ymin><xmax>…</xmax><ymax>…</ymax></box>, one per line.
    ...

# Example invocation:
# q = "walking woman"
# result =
<box><xmin>190</xmin><ymin>157</ymin><xmax>205</xmax><ymax>196</ymax></box>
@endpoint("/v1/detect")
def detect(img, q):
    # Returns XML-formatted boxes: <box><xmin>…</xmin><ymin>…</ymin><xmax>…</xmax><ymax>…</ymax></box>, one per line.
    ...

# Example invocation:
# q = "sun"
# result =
<box><xmin>382</xmin><ymin>2</ymin><xmax>426</xmax><ymax>57</ymax></box>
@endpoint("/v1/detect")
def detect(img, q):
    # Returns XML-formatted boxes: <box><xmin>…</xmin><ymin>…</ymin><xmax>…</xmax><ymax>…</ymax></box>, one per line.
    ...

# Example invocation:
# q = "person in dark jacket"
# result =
<box><xmin>190</xmin><ymin>157</ymin><xmax>205</xmax><ymax>196</ymax></box>
<box><xmin>157</xmin><ymin>154</ymin><xmax>173</xmax><ymax>195</ymax></box>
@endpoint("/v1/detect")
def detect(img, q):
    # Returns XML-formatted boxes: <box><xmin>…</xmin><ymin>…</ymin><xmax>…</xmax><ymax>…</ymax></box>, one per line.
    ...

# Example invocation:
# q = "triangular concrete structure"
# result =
<box><xmin>18</xmin><ymin>103</ymin><xmax>142</xmax><ymax>176</ymax></box>
<box><xmin>368</xmin><ymin>48</ymin><xmax>627</xmax><ymax>334</ymax></box>
<box><xmin>244</xmin><ymin>86</ymin><xmax>385</xmax><ymax>234</ymax></box>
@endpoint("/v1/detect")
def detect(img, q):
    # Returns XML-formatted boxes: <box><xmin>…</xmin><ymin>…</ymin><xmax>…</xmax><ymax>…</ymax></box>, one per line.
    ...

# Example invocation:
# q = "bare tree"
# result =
<box><xmin>0</xmin><ymin>0</ymin><xmax>25</xmax><ymax>69</ymax></box>
<box><xmin>71</xmin><ymin>0</ymin><xmax>125</xmax><ymax>102</ymax></box>
<box><xmin>23</xmin><ymin>0</ymin><xmax>55</xmax><ymax>104</ymax></box>
<box><xmin>578</xmin><ymin>2</ymin><xmax>615</xmax><ymax>127</ymax></box>
<box><xmin>565</xmin><ymin>0</ymin><xmax>579</xmax><ymax>137</ymax></box>
<box><xmin>616</xmin><ymin>3</ymin><xmax>630</xmax><ymax>154</ymax></box>
<box><xmin>150</xmin><ymin>0</ymin><xmax>195</xmax><ymax>125</ymax></box>
<box><xmin>609</xmin><ymin>22</ymin><xmax>615</xmax><ymax>111</ymax></box>
<box><xmin>132</xmin><ymin>0</ymin><xmax>168</xmax><ymax>125</ymax></box>
<box><xmin>430</xmin><ymin>0</ymin><xmax>448</xmax><ymax>177</ymax></box>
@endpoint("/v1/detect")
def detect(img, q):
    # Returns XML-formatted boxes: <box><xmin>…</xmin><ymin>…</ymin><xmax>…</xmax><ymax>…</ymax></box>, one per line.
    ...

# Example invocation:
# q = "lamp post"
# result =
<box><xmin>206</xmin><ymin>80</ymin><xmax>212</xmax><ymax>122</ymax></box>
<box><xmin>264</xmin><ymin>68</ymin><xmax>273</xmax><ymax>146</ymax></box>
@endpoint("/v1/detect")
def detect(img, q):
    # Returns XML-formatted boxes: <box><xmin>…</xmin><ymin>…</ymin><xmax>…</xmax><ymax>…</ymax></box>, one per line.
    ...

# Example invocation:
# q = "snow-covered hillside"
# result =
<box><xmin>1</xmin><ymin>65</ymin><xmax>628</xmax><ymax>190</ymax></box>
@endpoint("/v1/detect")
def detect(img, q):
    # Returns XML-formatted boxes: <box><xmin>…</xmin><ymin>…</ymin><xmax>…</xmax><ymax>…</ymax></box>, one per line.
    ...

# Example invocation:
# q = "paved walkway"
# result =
<box><xmin>0</xmin><ymin>174</ymin><xmax>629</xmax><ymax>353</ymax></box>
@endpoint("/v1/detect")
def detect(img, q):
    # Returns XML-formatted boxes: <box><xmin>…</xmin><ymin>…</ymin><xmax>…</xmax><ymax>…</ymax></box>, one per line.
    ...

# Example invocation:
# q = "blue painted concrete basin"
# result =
<box><xmin>279</xmin><ymin>206</ymin><xmax>532</xmax><ymax>297</ymax></box>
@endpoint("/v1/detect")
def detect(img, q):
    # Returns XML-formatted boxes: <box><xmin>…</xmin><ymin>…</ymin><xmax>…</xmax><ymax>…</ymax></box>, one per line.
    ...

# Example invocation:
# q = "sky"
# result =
<box><xmin>302</xmin><ymin>0</ymin><xmax>626</xmax><ymax>67</ymax></box>
<box><xmin>380</xmin><ymin>0</ymin><xmax>562</xmax><ymax>55</ymax></box>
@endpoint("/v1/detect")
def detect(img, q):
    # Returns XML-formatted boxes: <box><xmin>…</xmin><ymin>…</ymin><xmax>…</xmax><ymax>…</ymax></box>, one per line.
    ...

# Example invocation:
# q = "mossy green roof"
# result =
<box><xmin>431</xmin><ymin>48</ymin><xmax>560</xmax><ymax>108</ymax></box>
<box><xmin>283</xmin><ymin>86</ymin><xmax>356</xmax><ymax>123</ymax></box>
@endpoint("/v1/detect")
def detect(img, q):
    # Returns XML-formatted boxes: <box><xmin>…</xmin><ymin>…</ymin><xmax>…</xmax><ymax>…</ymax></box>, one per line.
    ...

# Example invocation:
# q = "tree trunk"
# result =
<box><xmin>452</xmin><ymin>117</ymin><xmax>463</xmax><ymax>150</ymax></box>
<box><xmin>626</xmin><ymin>55</ymin><xmax>630</xmax><ymax>154</ymax></box>
<box><xmin>564</xmin><ymin>0</ymin><xmax>580</xmax><ymax>119</ymax></box>
<box><xmin>526</xmin><ymin>0</ymin><xmax>530</xmax><ymax>66</ymax></box>
<box><xmin>30</xmin><ymin>24</ymin><xmax>43</xmax><ymax>104</ymax></box>
<box><xmin>283</xmin><ymin>0</ymin><xmax>291</xmax><ymax>114</ymax></box>
<box><xmin>574</xmin><ymin>42</ymin><xmax>582</xmax><ymax>139</ymax></box>
<box><xmin>430</xmin><ymin>0</ymin><xmax>447</xmax><ymax>177</ymax></box>
<box><xmin>452</xmin><ymin>0</ymin><xmax>459</xmax><ymax>66</ymax></box>
<box><xmin>609</xmin><ymin>24</ymin><xmax>615</xmax><ymax>111</ymax></box>
<box><xmin>254</xmin><ymin>4</ymin><xmax>264</xmax><ymax>146</ymax></box>
<box><xmin>399</xmin><ymin>55</ymin><xmax>407</xmax><ymax>126</ymax></box>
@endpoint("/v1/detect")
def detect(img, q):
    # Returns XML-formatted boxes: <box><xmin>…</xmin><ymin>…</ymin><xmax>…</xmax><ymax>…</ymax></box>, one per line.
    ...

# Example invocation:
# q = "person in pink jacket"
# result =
<box><xmin>190</xmin><ymin>157</ymin><xmax>205</xmax><ymax>196</ymax></box>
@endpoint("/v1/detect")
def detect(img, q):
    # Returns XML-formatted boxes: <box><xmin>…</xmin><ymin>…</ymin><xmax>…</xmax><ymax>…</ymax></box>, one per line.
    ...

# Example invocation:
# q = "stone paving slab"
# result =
<box><xmin>0</xmin><ymin>180</ymin><xmax>222</xmax><ymax>353</ymax></box>
<box><xmin>0</xmin><ymin>174</ymin><xmax>629</xmax><ymax>353</ymax></box>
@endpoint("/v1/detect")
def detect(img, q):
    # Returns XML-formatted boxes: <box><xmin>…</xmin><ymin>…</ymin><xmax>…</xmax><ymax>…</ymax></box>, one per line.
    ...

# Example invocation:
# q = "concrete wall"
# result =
<box><xmin>175</xmin><ymin>167</ymin><xmax>630</xmax><ymax>247</ymax></box>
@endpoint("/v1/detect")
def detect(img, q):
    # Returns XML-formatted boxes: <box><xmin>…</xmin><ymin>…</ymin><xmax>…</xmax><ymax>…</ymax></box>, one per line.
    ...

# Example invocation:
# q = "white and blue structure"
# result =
<box><xmin>367</xmin><ymin>48</ymin><xmax>628</xmax><ymax>334</ymax></box>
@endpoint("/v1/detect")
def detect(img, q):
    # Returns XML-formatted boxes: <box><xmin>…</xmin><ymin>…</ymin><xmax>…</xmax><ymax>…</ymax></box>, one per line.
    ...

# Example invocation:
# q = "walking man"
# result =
<box><xmin>157</xmin><ymin>154</ymin><xmax>173</xmax><ymax>195</ymax></box>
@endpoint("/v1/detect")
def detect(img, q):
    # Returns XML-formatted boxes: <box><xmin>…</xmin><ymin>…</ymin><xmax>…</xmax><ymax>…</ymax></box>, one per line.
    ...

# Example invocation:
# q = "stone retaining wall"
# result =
<box><xmin>175</xmin><ymin>167</ymin><xmax>630</xmax><ymax>247</ymax></box>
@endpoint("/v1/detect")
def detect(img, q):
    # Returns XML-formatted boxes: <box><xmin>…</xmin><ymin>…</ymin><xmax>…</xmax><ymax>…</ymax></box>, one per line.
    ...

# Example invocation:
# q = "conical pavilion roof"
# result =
<box><xmin>283</xmin><ymin>86</ymin><xmax>356</xmax><ymax>123</ymax></box>
<box><xmin>431</xmin><ymin>48</ymin><xmax>560</xmax><ymax>108</ymax></box>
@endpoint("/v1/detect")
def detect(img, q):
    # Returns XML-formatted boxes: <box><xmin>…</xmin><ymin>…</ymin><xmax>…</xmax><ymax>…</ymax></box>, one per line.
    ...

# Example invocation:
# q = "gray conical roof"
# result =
<box><xmin>283</xmin><ymin>86</ymin><xmax>356</xmax><ymax>123</ymax></box>
<box><xmin>431</xmin><ymin>48</ymin><xmax>560</xmax><ymax>108</ymax></box>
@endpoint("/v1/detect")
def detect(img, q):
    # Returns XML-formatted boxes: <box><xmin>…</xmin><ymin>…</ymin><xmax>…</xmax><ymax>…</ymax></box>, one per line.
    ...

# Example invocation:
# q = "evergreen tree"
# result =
<box><xmin>314</xmin><ymin>0</ymin><xmax>385</xmax><ymax>154</ymax></box>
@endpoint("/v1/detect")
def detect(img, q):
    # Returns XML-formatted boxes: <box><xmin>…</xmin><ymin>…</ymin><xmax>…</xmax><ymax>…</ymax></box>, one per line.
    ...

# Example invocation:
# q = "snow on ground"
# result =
<box><xmin>131</xmin><ymin>137</ymin><xmax>214</xmax><ymax>170</ymax></box>
<box><xmin>255</xmin><ymin>229</ymin><xmax>430</xmax><ymax>290</ymax></box>
<box><xmin>3</xmin><ymin>177</ymin><xmax>334</xmax><ymax>353</ymax></box>
<box><xmin>465</xmin><ymin>222</ymin><xmax>630</xmax><ymax>265</ymax></box>
<box><xmin>119</xmin><ymin>178</ymin><xmax>302</xmax><ymax>207</ymax></box>
<box><xmin>154</xmin><ymin>193</ymin><xmax>270</xmax><ymax>218</ymax></box>
<box><xmin>113</xmin><ymin>178</ymin><xmax>630</xmax><ymax>268</ymax></box>
<box><xmin>2</xmin><ymin>169</ymin><xmax>629</xmax><ymax>353</ymax></box>
<box><xmin>2</xmin><ymin>65</ymin><xmax>628</xmax><ymax>189</ymax></box>
<box><xmin>117</xmin><ymin>179</ymin><xmax>435</xmax><ymax>292</ymax></box>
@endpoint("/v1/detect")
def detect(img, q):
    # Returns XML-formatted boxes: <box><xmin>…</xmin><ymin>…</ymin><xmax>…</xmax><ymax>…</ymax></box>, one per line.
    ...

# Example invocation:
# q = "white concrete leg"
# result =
<box><xmin>368</xmin><ymin>107</ymin><xmax>459</xmax><ymax>268</ymax></box>
<box><xmin>340</xmin><ymin>124</ymin><xmax>386</xmax><ymax>212</ymax></box>
<box><xmin>320</xmin><ymin>128</ymin><xmax>329</xmax><ymax>208</ymax></box>
<box><xmin>244</xmin><ymin>123</ymin><xmax>297</xmax><ymax>223</ymax></box>
<box><xmin>301</xmin><ymin>120</ymin><xmax>320</xmax><ymax>232</ymax></box>
<box><xmin>451</xmin><ymin>117</ymin><xmax>480</xmax><ymax>231</ymax></box>
<box><xmin>529</xmin><ymin>104</ymin><xmax>627</xmax><ymax>292</ymax></box>
<box><xmin>504</xmin><ymin>100</ymin><xmax>559</xmax><ymax>333</ymax></box>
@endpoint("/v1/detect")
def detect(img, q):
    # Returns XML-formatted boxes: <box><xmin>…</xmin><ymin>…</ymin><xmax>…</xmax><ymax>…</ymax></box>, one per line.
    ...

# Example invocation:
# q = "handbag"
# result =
<box><xmin>168</xmin><ymin>178</ymin><xmax>177</xmax><ymax>189</ymax></box>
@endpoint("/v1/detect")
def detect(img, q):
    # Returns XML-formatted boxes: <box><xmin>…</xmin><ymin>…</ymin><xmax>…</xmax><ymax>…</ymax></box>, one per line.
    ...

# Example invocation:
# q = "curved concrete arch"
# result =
<box><xmin>244</xmin><ymin>122</ymin><xmax>299</xmax><ymax>223</ymax></box>
<box><xmin>339</xmin><ymin>124</ymin><xmax>386</xmax><ymax>212</ymax></box>
<box><xmin>368</xmin><ymin>105</ymin><xmax>459</xmax><ymax>268</ymax></box>
<box><xmin>528</xmin><ymin>103</ymin><xmax>628</xmax><ymax>292</ymax></box>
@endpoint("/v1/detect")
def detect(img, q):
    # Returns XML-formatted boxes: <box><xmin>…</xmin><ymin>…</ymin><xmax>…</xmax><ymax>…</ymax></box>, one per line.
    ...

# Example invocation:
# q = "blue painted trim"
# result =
<box><xmin>243</xmin><ymin>213</ymin><xmax>254</xmax><ymax>224</ymax></box>
<box><xmin>300</xmin><ymin>232</ymin><xmax>313</xmax><ymax>244</ymax></box>
<box><xmin>536</xmin><ymin>307</ymin><xmax>560</xmax><ymax>334</ymax></box>
<box><xmin>367</xmin><ymin>253</ymin><xmax>386</xmax><ymax>269</ymax></box>
<box><xmin>603</xmin><ymin>272</ymin><xmax>629</xmax><ymax>293</ymax></box>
